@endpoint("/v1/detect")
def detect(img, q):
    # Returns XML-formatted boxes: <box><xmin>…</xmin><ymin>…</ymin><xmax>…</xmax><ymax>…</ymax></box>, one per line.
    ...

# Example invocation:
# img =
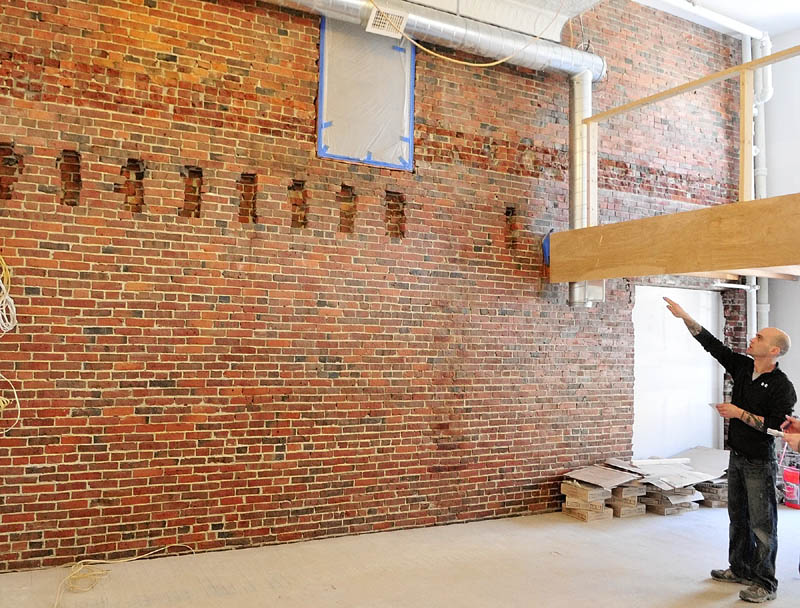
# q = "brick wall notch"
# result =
<box><xmin>385</xmin><ymin>191</ymin><xmax>406</xmax><ymax>239</ymax></box>
<box><xmin>58</xmin><ymin>150</ymin><xmax>81</xmax><ymax>207</ymax></box>
<box><xmin>505</xmin><ymin>206</ymin><xmax>519</xmax><ymax>248</ymax></box>
<box><xmin>289</xmin><ymin>179</ymin><xmax>308</xmax><ymax>229</ymax></box>
<box><xmin>237</xmin><ymin>173</ymin><xmax>258</xmax><ymax>223</ymax></box>
<box><xmin>338</xmin><ymin>184</ymin><xmax>356</xmax><ymax>234</ymax></box>
<box><xmin>115</xmin><ymin>158</ymin><xmax>146</xmax><ymax>213</ymax></box>
<box><xmin>180</xmin><ymin>165</ymin><xmax>203</xmax><ymax>218</ymax></box>
<box><xmin>0</xmin><ymin>143</ymin><xmax>23</xmax><ymax>200</ymax></box>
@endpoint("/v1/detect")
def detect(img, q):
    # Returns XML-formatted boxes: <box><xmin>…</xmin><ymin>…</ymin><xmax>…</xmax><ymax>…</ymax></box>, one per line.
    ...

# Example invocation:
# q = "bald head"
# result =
<box><xmin>763</xmin><ymin>327</ymin><xmax>791</xmax><ymax>357</ymax></box>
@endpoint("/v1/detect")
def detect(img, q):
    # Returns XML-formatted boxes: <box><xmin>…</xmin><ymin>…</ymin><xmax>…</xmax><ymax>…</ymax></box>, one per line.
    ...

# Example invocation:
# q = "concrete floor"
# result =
<box><xmin>4</xmin><ymin>506</ymin><xmax>800</xmax><ymax>608</ymax></box>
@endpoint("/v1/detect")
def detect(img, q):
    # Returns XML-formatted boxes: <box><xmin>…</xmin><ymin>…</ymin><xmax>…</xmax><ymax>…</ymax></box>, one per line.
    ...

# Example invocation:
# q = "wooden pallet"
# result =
<box><xmin>610</xmin><ymin>502</ymin><xmax>646</xmax><ymax>518</ymax></box>
<box><xmin>561</xmin><ymin>481</ymin><xmax>612</xmax><ymax>503</ymax></box>
<box><xmin>696</xmin><ymin>481</ymin><xmax>728</xmax><ymax>492</ymax></box>
<box><xmin>612</xmin><ymin>485</ymin><xmax>646</xmax><ymax>498</ymax></box>
<box><xmin>565</xmin><ymin>497</ymin><xmax>607</xmax><ymax>512</ymax></box>
<box><xmin>646</xmin><ymin>503</ymin><xmax>682</xmax><ymax>516</ymax></box>
<box><xmin>639</xmin><ymin>494</ymin><xmax>668</xmax><ymax>506</ymax></box>
<box><xmin>562</xmin><ymin>505</ymin><xmax>613</xmax><ymax>522</ymax></box>
<box><xmin>608</xmin><ymin>495</ymin><xmax>640</xmax><ymax>507</ymax></box>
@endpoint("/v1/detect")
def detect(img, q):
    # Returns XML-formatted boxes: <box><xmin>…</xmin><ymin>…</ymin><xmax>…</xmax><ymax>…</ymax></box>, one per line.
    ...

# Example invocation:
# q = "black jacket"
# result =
<box><xmin>695</xmin><ymin>328</ymin><xmax>796</xmax><ymax>460</ymax></box>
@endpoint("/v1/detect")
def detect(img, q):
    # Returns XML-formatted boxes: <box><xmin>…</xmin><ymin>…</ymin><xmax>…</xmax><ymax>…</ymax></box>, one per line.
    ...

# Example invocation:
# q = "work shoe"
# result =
<box><xmin>739</xmin><ymin>585</ymin><xmax>776</xmax><ymax>603</ymax></box>
<box><xmin>710</xmin><ymin>568</ymin><xmax>751</xmax><ymax>584</ymax></box>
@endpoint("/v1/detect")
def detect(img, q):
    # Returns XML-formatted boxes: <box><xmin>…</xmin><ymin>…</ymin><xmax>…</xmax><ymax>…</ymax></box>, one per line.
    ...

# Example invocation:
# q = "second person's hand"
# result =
<box><xmin>781</xmin><ymin>415</ymin><xmax>800</xmax><ymax>434</ymax></box>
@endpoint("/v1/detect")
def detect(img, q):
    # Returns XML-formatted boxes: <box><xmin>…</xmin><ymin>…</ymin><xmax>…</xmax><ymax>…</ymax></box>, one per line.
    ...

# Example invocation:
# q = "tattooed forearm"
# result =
<box><xmin>740</xmin><ymin>410</ymin><xmax>766</xmax><ymax>432</ymax></box>
<box><xmin>684</xmin><ymin>319</ymin><xmax>702</xmax><ymax>336</ymax></box>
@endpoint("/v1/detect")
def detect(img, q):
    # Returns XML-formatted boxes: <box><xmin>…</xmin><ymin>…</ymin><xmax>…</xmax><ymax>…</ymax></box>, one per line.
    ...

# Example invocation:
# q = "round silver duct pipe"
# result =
<box><xmin>269</xmin><ymin>0</ymin><xmax>606</xmax><ymax>81</ymax></box>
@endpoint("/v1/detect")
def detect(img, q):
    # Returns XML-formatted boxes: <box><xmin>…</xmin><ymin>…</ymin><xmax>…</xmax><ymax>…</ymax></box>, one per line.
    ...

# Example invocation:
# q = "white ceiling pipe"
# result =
<box><xmin>713</xmin><ymin>282</ymin><xmax>759</xmax><ymax>291</ymax></box>
<box><xmin>754</xmin><ymin>35</ymin><xmax>774</xmax><ymax>105</ymax></box>
<box><xmin>635</xmin><ymin>0</ymin><xmax>764</xmax><ymax>39</ymax></box>
<box><xmin>751</xmin><ymin>36</ymin><xmax>772</xmax><ymax>332</ymax></box>
<box><xmin>741</xmin><ymin>36</ymin><xmax>757</xmax><ymax>342</ymax></box>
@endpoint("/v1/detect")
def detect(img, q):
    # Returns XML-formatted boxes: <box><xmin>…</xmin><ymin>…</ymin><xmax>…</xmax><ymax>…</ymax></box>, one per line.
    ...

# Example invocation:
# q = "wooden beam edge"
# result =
<box><xmin>549</xmin><ymin>193</ymin><xmax>800</xmax><ymax>283</ymax></box>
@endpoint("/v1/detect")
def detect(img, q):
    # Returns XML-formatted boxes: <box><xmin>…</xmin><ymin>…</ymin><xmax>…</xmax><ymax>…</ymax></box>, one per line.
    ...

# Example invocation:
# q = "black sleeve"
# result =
<box><xmin>693</xmin><ymin>328</ymin><xmax>750</xmax><ymax>376</ymax></box>
<box><xmin>764</xmin><ymin>379</ymin><xmax>797</xmax><ymax>431</ymax></box>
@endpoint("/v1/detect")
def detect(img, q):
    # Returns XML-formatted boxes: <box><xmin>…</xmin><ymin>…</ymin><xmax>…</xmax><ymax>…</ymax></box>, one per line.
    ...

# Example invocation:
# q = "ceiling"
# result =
<box><xmin>412</xmin><ymin>1</ymin><xmax>800</xmax><ymax>41</ymax></box>
<box><xmin>628</xmin><ymin>1</ymin><xmax>800</xmax><ymax>38</ymax></box>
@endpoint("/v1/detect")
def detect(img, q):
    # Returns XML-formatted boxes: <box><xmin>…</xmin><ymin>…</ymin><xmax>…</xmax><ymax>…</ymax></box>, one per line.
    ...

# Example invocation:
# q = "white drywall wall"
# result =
<box><xmin>765</xmin><ymin>27</ymin><xmax>800</xmax><ymax>391</ymax></box>
<box><xmin>633</xmin><ymin>286</ymin><xmax>723</xmax><ymax>458</ymax></box>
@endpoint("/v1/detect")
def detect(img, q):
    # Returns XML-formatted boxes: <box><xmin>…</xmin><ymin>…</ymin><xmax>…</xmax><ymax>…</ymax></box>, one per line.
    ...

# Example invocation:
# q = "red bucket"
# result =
<box><xmin>784</xmin><ymin>467</ymin><xmax>800</xmax><ymax>510</ymax></box>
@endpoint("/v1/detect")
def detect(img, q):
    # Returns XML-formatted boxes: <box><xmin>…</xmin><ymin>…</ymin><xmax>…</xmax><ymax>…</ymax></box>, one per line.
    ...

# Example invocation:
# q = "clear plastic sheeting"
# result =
<box><xmin>318</xmin><ymin>18</ymin><xmax>415</xmax><ymax>171</ymax></box>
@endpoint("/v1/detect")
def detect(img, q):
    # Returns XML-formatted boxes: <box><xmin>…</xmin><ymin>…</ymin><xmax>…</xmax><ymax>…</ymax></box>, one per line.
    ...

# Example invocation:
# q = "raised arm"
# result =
<box><xmin>665</xmin><ymin>296</ymin><xmax>746</xmax><ymax>375</ymax></box>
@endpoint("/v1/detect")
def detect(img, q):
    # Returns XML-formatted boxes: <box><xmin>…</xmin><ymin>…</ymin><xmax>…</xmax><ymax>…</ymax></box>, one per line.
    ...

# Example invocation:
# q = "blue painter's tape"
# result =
<box><xmin>317</xmin><ymin>18</ymin><xmax>329</xmax><ymax>155</ymax></box>
<box><xmin>320</xmin><ymin>150</ymin><xmax>411</xmax><ymax>170</ymax></box>
<box><xmin>315</xmin><ymin>20</ymin><xmax>414</xmax><ymax>173</ymax></box>
<box><xmin>542</xmin><ymin>229</ymin><xmax>554</xmax><ymax>266</ymax></box>
<box><xmin>407</xmin><ymin>44</ymin><xmax>415</xmax><ymax>168</ymax></box>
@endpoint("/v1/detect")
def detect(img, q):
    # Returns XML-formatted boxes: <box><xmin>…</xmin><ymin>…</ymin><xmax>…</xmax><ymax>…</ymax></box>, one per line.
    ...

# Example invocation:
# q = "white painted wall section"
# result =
<box><xmin>765</xmin><ymin>28</ymin><xmax>800</xmax><ymax>199</ymax></box>
<box><xmin>633</xmin><ymin>286</ymin><xmax>723</xmax><ymax>459</ymax></box>
<box><xmin>765</xmin><ymin>27</ymin><xmax>800</xmax><ymax>390</ymax></box>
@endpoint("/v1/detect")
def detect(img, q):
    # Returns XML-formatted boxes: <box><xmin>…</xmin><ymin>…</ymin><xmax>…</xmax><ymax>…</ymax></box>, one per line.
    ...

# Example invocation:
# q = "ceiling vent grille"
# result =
<box><xmin>366</xmin><ymin>6</ymin><xmax>408</xmax><ymax>39</ymax></box>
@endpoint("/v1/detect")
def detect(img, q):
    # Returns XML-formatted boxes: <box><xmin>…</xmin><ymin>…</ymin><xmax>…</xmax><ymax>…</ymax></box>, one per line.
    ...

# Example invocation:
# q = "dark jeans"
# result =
<box><xmin>727</xmin><ymin>450</ymin><xmax>778</xmax><ymax>593</ymax></box>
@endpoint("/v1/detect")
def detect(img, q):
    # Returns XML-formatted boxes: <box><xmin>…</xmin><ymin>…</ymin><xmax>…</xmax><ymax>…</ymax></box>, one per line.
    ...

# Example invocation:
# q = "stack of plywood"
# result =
<box><xmin>696</xmin><ymin>480</ymin><xmax>728</xmax><ymax>507</ymax></box>
<box><xmin>639</xmin><ymin>485</ymin><xmax>704</xmax><ymax>515</ymax></box>
<box><xmin>560</xmin><ymin>463</ymin><xmax>642</xmax><ymax>522</ymax></box>
<box><xmin>630</xmin><ymin>455</ymin><xmax>721</xmax><ymax>515</ymax></box>
<box><xmin>560</xmin><ymin>452</ymin><xmax>727</xmax><ymax>521</ymax></box>
<box><xmin>606</xmin><ymin>485</ymin><xmax>647</xmax><ymax>518</ymax></box>
<box><xmin>561</xmin><ymin>480</ymin><xmax>613</xmax><ymax>521</ymax></box>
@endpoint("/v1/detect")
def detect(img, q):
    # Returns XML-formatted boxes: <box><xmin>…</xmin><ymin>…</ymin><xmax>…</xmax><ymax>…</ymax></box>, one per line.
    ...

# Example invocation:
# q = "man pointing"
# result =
<box><xmin>664</xmin><ymin>297</ymin><xmax>796</xmax><ymax>603</ymax></box>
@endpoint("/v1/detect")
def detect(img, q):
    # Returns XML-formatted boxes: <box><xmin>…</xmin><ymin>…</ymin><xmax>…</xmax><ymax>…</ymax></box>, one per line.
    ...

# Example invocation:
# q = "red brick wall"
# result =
<box><xmin>0</xmin><ymin>0</ymin><xmax>739</xmax><ymax>570</ymax></box>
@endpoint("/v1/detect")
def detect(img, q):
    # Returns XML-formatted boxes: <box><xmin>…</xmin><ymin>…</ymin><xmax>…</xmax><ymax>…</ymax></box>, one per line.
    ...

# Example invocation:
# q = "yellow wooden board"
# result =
<box><xmin>584</xmin><ymin>44</ymin><xmax>800</xmax><ymax>126</ymax></box>
<box><xmin>549</xmin><ymin>193</ymin><xmax>800</xmax><ymax>283</ymax></box>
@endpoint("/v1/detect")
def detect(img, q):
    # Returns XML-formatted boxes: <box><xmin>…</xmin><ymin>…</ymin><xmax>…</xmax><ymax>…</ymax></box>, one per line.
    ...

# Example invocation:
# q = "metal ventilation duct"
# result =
<box><xmin>269</xmin><ymin>0</ymin><xmax>606</xmax><ymax>80</ymax></box>
<box><xmin>268</xmin><ymin>0</ymin><xmax>607</xmax><ymax>306</ymax></box>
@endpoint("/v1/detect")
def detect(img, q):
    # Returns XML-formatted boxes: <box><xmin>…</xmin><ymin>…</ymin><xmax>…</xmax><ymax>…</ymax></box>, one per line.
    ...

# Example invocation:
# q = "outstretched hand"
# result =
<box><xmin>664</xmin><ymin>297</ymin><xmax>690</xmax><ymax>321</ymax></box>
<box><xmin>780</xmin><ymin>417</ymin><xmax>800</xmax><ymax>451</ymax></box>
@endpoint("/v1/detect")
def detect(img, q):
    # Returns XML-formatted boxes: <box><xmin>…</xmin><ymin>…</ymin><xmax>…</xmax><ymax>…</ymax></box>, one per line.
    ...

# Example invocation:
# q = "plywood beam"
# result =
<box><xmin>722</xmin><ymin>269</ymin><xmax>799</xmax><ymax>281</ymax></box>
<box><xmin>681</xmin><ymin>268</ymin><xmax>800</xmax><ymax>280</ymax></box>
<box><xmin>548</xmin><ymin>193</ymin><xmax>800</xmax><ymax>283</ymax></box>
<box><xmin>681</xmin><ymin>271</ymin><xmax>741</xmax><ymax>281</ymax></box>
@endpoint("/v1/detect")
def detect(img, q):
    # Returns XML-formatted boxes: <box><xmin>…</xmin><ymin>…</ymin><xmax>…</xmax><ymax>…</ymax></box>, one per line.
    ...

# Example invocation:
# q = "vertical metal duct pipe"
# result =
<box><xmin>568</xmin><ymin>69</ymin><xmax>602</xmax><ymax>307</ymax></box>
<box><xmin>741</xmin><ymin>36</ymin><xmax>758</xmax><ymax>341</ymax></box>
<box><xmin>752</xmin><ymin>37</ymin><xmax>772</xmax><ymax>331</ymax></box>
